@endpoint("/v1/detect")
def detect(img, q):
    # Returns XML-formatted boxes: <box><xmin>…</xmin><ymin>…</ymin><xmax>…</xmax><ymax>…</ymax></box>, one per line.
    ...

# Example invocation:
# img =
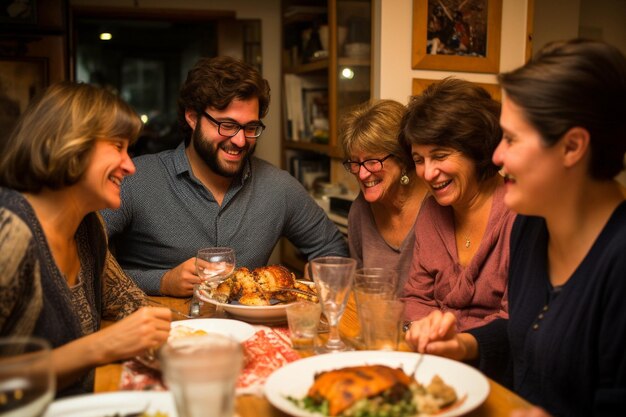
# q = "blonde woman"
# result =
<box><xmin>341</xmin><ymin>99</ymin><xmax>428</xmax><ymax>286</ymax></box>
<box><xmin>0</xmin><ymin>82</ymin><xmax>171</xmax><ymax>397</ymax></box>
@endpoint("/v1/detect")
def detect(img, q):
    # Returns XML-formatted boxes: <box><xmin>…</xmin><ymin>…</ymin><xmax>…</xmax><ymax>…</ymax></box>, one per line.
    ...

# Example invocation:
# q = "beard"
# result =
<box><xmin>191</xmin><ymin>124</ymin><xmax>255</xmax><ymax>178</ymax></box>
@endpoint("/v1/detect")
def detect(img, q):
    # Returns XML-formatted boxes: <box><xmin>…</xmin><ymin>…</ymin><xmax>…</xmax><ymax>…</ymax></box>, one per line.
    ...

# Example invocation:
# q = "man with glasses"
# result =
<box><xmin>101</xmin><ymin>56</ymin><xmax>347</xmax><ymax>296</ymax></box>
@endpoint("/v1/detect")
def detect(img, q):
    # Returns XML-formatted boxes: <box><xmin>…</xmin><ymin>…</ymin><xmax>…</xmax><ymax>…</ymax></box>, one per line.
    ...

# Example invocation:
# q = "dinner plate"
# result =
<box><xmin>264</xmin><ymin>351</ymin><xmax>490</xmax><ymax>417</ymax></box>
<box><xmin>196</xmin><ymin>281</ymin><xmax>316</xmax><ymax>325</ymax></box>
<box><xmin>171</xmin><ymin>318</ymin><xmax>256</xmax><ymax>342</ymax></box>
<box><xmin>44</xmin><ymin>391</ymin><xmax>176</xmax><ymax>417</ymax></box>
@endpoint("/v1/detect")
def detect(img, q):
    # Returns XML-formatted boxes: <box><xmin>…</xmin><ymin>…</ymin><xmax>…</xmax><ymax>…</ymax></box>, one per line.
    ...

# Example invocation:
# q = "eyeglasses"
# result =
<box><xmin>200</xmin><ymin>111</ymin><xmax>265</xmax><ymax>138</ymax></box>
<box><xmin>343</xmin><ymin>154</ymin><xmax>394</xmax><ymax>174</ymax></box>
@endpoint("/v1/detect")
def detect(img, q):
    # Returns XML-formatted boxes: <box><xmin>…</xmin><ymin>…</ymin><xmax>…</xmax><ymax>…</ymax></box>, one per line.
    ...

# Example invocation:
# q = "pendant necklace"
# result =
<box><xmin>464</xmin><ymin>234</ymin><xmax>471</xmax><ymax>249</ymax></box>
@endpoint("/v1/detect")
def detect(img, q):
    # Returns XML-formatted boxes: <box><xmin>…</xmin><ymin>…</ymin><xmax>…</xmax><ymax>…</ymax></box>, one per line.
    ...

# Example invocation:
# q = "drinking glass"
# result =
<box><xmin>161</xmin><ymin>334</ymin><xmax>243</xmax><ymax>417</ymax></box>
<box><xmin>0</xmin><ymin>337</ymin><xmax>54</xmax><ymax>417</ymax></box>
<box><xmin>353</xmin><ymin>267</ymin><xmax>398</xmax><ymax>347</ymax></box>
<box><xmin>191</xmin><ymin>247</ymin><xmax>236</xmax><ymax>317</ymax></box>
<box><xmin>310</xmin><ymin>256</ymin><xmax>356</xmax><ymax>353</ymax></box>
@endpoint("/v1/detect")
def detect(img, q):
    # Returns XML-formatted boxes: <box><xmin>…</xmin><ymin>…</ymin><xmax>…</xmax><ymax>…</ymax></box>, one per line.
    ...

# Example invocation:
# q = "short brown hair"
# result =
<box><xmin>340</xmin><ymin>99</ymin><xmax>411</xmax><ymax>168</ymax></box>
<box><xmin>498</xmin><ymin>38</ymin><xmax>626</xmax><ymax>180</ymax></box>
<box><xmin>0</xmin><ymin>82</ymin><xmax>142</xmax><ymax>192</ymax></box>
<box><xmin>177</xmin><ymin>56</ymin><xmax>271</xmax><ymax>145</ymax></box>
<box><xmin>400</xmin><ymin>78</ymin><xmax>502</xmax><ymax>183</ymax></box>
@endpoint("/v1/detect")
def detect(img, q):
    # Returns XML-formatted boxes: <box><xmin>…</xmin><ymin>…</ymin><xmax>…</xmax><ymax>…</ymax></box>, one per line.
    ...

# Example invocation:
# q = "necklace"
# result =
<box><xmin>464</xmin><ymin>234</ymin><xmax>471</xmax><ymax>249</ymax></box>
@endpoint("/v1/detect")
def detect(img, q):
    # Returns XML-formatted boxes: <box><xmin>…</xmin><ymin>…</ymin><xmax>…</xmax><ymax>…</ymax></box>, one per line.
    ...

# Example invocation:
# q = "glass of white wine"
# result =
<box><xmin>0</xmin><ymin>337</ymin><xmax>54</xmax><ymax>417</ymax></box>
<box><xmin>192</xmin><ymin>247</ymin><xmax>236</xmax><ymax>317</ymax></box>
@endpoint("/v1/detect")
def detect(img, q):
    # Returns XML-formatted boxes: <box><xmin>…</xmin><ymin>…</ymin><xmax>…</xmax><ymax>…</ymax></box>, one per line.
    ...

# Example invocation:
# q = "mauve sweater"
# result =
<box><xmin>402</xmin><ymin>183</ymin><xmax>515</xmax><ymax>331</ymax></box>
<box><xmin>347</xmin><ymin>193</ymin><xmax>417</xmax><ymax>289</ymax></box>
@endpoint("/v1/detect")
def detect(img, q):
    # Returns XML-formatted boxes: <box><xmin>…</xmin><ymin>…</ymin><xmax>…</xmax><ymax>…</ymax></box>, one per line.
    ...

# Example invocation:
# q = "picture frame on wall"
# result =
<box><xmin>412</xmin><ymin>0</ymin><xmax>502</xmax><ymax>73</ymax></box>
<box><xmin>412</xmin><ymin>78</ymin><xmax>501</xmax><ymax>101</ymax></box>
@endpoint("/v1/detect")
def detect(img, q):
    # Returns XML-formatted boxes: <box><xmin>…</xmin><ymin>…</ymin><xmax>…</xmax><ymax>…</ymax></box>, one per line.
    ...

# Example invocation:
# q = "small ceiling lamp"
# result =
<box><xmin>99</xmin><ymin>32</ymin><xmax>112</xmax><ymax>41</ymax></box>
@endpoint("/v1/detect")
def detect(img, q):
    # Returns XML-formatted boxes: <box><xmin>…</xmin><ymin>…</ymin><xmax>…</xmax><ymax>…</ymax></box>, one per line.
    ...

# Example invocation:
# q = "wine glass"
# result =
<box><xmin>310</xmin><ymin>256</ymin><xmax>356</xmax><ymax>353</ymax></box>
<box><xmin>192</xmin><ymin>247</ymin><xmax>236</xmax><ymax>317</ymax></box>
<box><xmin>0</xmin><ymin>337</ymin><xmax>54</xmax><ymax>417</ymax></box>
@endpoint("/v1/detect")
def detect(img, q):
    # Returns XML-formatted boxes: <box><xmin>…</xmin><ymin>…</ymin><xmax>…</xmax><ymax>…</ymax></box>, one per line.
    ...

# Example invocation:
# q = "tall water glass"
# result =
<box><xmin>310</xmin><ymin>256</ymin><xmax>356</xmax><ymax>353</ymax></box>
<box><xmin>0</xmin><ymin>337</ymin><xmax>54</xmax><ymax>417</ymax></box>
<box><xmin>353</xmin><ymin>268</ymin><xmax>398</xmax><ymax>346</ymax></box>
<box><xmin>161</xmin><ymin>334</ymin><xmax>243</xmax><ymax>417</ymax></box>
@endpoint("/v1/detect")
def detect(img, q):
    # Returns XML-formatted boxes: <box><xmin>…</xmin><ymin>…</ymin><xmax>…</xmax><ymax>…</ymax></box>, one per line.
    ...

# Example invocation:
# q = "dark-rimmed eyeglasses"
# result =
<box><xmin>343</xmin><ymin>154</ymin><xmax>394</xmax><ymax>174</ymax></box>
<box><xmin>201</xmin><ymin>111</ymin><xmax>265</xmax><ymax>138</ymax></box>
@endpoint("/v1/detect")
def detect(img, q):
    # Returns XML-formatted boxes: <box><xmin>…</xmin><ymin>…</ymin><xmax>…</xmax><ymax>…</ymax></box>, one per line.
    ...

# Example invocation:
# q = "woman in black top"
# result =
<box><xmin>407</xmin><ymin>39</ymin><xmax>626</xmax><ymax>416</ymax></box>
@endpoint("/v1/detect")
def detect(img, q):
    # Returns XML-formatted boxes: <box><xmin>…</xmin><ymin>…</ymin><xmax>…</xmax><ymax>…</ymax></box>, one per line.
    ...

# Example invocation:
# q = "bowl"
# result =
<box><xmin>344</xmin><ymin>42</ymin><xmax>370</xmax><ymax>58</ymax></box>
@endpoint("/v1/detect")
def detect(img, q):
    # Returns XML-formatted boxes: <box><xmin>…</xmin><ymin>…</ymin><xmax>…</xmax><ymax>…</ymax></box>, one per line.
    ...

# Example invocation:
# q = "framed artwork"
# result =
<box><xmin>412</xmin><ymin>0</ymin><xmax>502</xmax><ymax>73</ymax></box>
<box><xmin>412</xmin><ymin>78</ymin><xmax>501</xmax><ymax>101</ymax></box>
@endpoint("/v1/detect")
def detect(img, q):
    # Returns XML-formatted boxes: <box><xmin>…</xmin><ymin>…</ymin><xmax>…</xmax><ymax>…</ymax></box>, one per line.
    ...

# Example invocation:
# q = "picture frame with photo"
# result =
<box><xmin>412</xmin><ymin>0</ymin><xmax>502</xmax><ymax>73</ymax></box>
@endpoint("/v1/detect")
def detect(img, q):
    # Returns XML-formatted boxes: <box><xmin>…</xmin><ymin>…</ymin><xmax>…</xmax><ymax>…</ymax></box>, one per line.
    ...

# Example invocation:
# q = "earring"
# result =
<box><xmin>400</xmin><ymin>170</ymin><xmax>410</xmax><ymax>185</ymax></box>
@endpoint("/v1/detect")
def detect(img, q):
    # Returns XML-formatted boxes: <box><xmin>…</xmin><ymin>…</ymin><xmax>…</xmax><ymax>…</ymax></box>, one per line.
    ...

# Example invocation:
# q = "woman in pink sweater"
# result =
<box><xmin>400</xmin><ymin>78</ymin><xmax>516</xmax><ymax>339</ymax></box>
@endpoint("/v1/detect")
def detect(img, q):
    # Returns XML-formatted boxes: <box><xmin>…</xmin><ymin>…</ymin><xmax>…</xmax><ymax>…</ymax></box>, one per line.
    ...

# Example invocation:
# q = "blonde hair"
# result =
<box><xmin>340</xmin><ymin>99</ymin><xmax>411</xmax><ymax>168</ymax></box>
<box><xmin>0</xmin><ymin>82</ymin><xmax>142</xmax><ymax>192</ymax></box>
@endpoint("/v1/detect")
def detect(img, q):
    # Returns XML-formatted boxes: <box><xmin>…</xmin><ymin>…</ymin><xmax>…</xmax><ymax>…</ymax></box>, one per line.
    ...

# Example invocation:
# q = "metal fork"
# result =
<box><xmin>146</xmin><ymin>298</ymin><xmax>194</xmax><ymax>319</ymax></box>
<box><xmin>410</xmin><ymin>353</ymin><xmax>424</xmax><ymax>379</ymax></box>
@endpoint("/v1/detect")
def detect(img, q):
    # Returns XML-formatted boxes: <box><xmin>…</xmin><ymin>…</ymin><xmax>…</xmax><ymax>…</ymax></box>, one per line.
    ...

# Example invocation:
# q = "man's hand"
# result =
<box><xmin>160</xmin><ymin>258</ymin><xmax>202</xmax><ymax>296</ymax></box>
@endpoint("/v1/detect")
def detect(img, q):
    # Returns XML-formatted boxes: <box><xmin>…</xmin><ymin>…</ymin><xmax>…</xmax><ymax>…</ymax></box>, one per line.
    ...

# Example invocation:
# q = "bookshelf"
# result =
<box><xmin>280</xmin><ymin>0</ymin><xmax>372</xmax><ymax>272</ymax></box>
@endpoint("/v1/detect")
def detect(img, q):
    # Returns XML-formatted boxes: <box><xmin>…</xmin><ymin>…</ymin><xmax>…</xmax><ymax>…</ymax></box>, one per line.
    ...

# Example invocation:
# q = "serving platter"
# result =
<box><xmin>44</xmin><ymin>391</ymin><xmax>176</xmax><ymax>417</ymax></box>
<box><xmin>196</xmin><ymin>280</ymin><xmax>317</xmax><ymax>325</ymax></box>
<box><xmin>264</xmin><ymin>351</ymin><xmax>490</xmax><ymax>417</ymax></box>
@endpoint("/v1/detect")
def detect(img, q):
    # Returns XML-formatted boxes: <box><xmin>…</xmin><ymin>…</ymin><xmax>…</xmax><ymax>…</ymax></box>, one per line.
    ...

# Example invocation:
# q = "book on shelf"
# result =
<box><xmin>285</xmin><ymin>150</ymin><xmax>329</xmax><ymax>191</ymax></box>
<box><xmin>283</xmin><ymin>73</ymin><xmax>326</xmax><ymax>142</ymax></box>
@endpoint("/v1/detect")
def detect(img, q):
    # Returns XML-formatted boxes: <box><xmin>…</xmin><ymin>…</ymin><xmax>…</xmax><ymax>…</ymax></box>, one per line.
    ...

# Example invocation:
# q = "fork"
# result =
<box><xmin>146</xmin><ymin>298</ymin><xmax>194</xmax><ymax>319</ymax></box>
<box><xmin>410</xmin><ymin>353</ymin><xmax>424</xmax><ymax>380</ymax></box>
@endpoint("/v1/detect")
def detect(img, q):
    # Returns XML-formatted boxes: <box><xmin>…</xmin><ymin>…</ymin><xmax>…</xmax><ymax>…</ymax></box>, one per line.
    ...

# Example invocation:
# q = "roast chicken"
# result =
<box><xmin>204</xmin><ymin>265</ymin><xmax>317</xmax><ymax>306</ymax></box>
<box><xmin>307</xmin><ymin>365</ymin><xmax>413</xmax><ymax>416</ymax></box>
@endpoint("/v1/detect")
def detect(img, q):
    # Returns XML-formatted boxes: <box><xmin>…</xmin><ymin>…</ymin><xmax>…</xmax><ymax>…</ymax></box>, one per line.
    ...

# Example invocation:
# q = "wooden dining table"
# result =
<box><xmin>95</xmin><ymin>295</ymin><xmax>531</xmax><ymax>416</ymax></box>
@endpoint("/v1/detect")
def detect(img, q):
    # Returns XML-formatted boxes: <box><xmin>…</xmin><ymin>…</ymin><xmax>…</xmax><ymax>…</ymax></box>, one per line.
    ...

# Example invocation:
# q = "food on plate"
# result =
<box><xmin>289</xmin><ymin>364</ymin><xmax>458</xmax><ymax>417</ymax></box>
<box><xmin>168</xmin><ymin>325</ymin><xmax>208</xmax><ymax>340</ymax></box>
<box><xmin>200</xmin><ymin>265</ymin><xmax>318</xmax><ymax>306</ymax></box>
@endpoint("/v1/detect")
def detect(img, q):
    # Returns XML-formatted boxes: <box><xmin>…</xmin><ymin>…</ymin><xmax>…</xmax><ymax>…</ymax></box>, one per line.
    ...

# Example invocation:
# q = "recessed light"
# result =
<box><xmin>99</xmin><ymin>32</ymin><xmax>112</xmax><ymax>41</ymax></box>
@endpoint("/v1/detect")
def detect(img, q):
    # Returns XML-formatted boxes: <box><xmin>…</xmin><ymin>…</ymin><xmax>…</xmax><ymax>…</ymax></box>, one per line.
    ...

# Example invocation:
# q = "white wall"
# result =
<box><xmin>70</xmin><ymin>0</ymin><xmax>282</xmax><ymax>168</ymax></box>
<box><xmin>376</xmin><ymin>0</ymin><xmax>529</xmax><ymax>104</ymax></box>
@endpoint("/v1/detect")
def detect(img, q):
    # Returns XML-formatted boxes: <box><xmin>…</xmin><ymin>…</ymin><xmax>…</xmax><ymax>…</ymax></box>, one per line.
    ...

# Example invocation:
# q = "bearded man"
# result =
<box><xmin>101</xmin><ymin>56</ymin><xmax>347</xmax><ymax>296</ymax></box>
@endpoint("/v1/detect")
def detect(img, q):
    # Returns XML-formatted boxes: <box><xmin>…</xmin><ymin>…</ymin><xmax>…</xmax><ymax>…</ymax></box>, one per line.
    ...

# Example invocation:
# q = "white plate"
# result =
<box><xmin>264</xmin><ymin>351</ymin><xmax>490</xmax><ymax>417</ymax></box>
<box><xmin>44</xmin><ymin>391</ymin><xmax>176</xmax><ymax>417</ymax></box>
<box><xmin>197</xmin><ymin>281</ymin><xmax>316</xmax><ymax>325</ymax></box>
<box><xmin>171</xmin><ymin>318</ymin><xmax>255</xmax><ymax>342</ymax></box>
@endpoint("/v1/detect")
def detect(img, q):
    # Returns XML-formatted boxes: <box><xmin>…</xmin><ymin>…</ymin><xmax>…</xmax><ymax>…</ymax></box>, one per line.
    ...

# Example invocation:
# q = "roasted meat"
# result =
<box><xmin>202</xmin><ymin>264</ymin><xmax>317</xmax><ymax>306</ymax></box>
<box><xmin>307</xmin><ymin>365</ymin><xmax>413</xmax><ymax>416</ymax></box>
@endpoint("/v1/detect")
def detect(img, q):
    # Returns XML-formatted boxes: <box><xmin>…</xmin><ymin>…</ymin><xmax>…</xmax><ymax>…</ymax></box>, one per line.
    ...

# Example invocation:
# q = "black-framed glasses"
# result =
<box><xmin>343</xmin><ymin>154</ymin><xmax>394</xmax><ymax>174</ymax></box>
<box><xmin>201</xmin><ymin>111</ymin><xmax>266</xmax><ymax>138</ymax></box>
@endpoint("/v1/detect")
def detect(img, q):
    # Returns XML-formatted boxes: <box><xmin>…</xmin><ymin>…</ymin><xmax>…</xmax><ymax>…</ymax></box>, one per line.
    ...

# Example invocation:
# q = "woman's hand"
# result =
<box><xmin>405</xmin><ymin>310</ymin><xmax>477</xmax><ymax>361</ymax></box>
<box><xmin>93</xmin><ymin>306</ymin><xmax>172</xmax><ymax>364</ymax></box>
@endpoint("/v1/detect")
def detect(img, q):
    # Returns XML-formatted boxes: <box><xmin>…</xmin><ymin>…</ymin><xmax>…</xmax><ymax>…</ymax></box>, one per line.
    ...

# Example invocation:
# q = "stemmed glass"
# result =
<box><xmin>0</xmin><ymin>337</ymin><xmax>54</xmax><ymax>417</ymax></box>
<box><xmin>192</xmin><ymin>247</ymin><xmax>236</xmax><ymax>317</ymax></box>
<box><xmin>310</xmin><ymin>256</ymin><xmax>356</xmax><ymax>353</ymax></box>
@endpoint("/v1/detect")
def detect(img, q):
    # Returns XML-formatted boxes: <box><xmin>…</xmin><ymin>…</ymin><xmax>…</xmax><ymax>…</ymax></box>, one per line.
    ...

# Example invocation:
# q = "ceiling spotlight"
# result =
<box><xmin>99</xmin><ymin>32</ymin><xmax>112</xmax><ymax>41</ymax></box>
<box><xmin>140</xmin><ymin>114</ymin><xmax>149</xmax><ymax>123</ymax></box>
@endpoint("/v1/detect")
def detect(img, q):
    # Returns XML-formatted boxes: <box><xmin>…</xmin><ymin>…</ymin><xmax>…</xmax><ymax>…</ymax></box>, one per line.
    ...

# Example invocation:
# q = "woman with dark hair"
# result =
<box><xmin>0</xmin><ymin>82</ymin><xmax>171</xmax><ymax>397</ymax></box>
<box><xmin>340</xmin><ymin>99</ymin><xmax>428</xmax><ymax>285</ymax></box>
<box><xmin>401</xmin><ymin>78</ymin><xmax>516</xmax><ymax>337</ymax></box>
<box><xmin>410</xmin><ymin>39</ymin><xmax>626</xmax><ymax>416</ymax></box>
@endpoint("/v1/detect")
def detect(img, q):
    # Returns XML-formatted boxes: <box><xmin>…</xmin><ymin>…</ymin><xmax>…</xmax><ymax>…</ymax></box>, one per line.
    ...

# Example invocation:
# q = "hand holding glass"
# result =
<box><xmin>192</xmin><ymin>247</ymin><xmax>236</xmax><ymax>317</ymax></box>
<box><xmin>310</xmin><ymin>256</ymin><xmax>356</xmax><ymax>353</ymax></box>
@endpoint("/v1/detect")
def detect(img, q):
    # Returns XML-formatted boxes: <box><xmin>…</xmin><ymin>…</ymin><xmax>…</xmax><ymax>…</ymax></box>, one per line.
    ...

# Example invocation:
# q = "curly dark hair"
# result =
<box><xmin>177</xmin><ymin>56</ymin><xmax>271</xmax><ymax>145</ymax></box>
<box><xmin>400</xmin><ymin>77</ymin><xmax>502</xmax><ymax>183</ymax></box>
<box><xmin>498</xmin><ymin>38</ymin><xmax>626</xmax><ymax>180</ymax></box>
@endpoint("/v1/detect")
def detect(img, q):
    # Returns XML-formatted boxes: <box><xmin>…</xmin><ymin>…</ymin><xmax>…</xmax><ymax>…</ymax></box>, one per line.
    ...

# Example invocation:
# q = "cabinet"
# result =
<box><xmin>280</xmin><ymin>0</ymin><xmax>372</xmax><ymax>272</ymax></box>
